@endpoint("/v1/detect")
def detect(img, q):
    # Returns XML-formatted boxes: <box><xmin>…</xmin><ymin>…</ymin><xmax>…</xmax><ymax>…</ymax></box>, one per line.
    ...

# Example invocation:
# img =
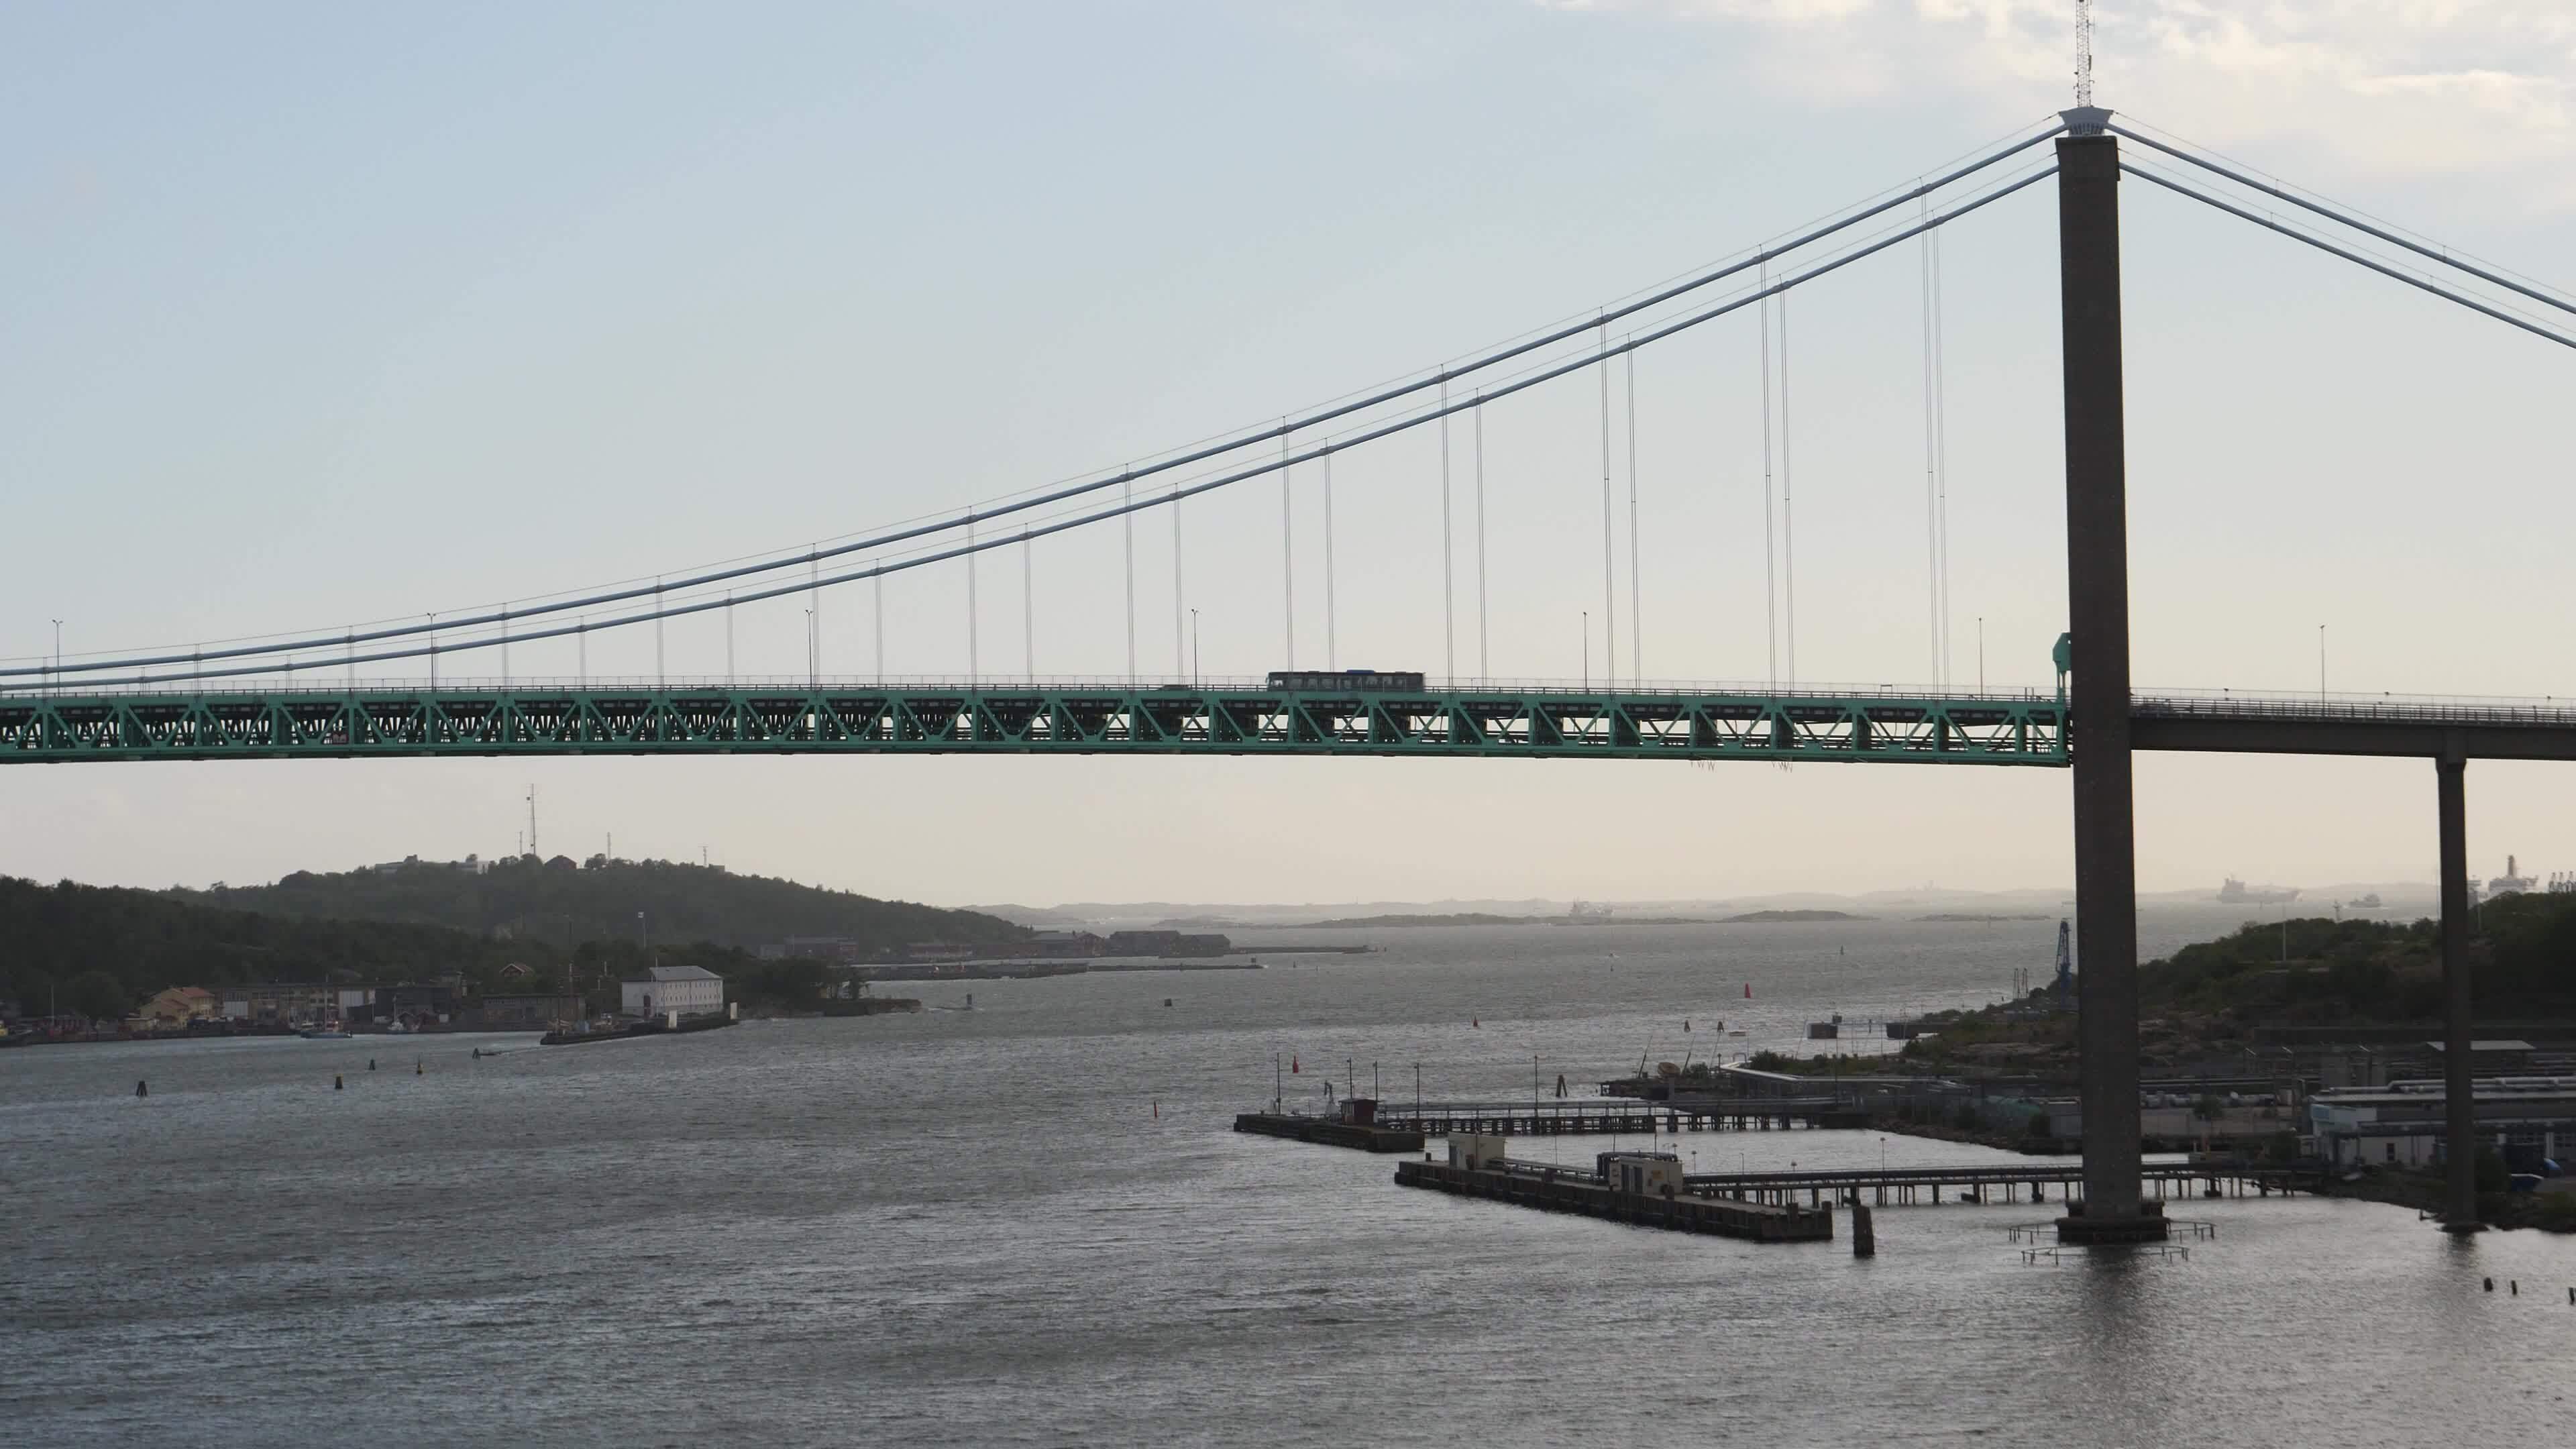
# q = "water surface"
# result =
<box><xmin>7</xmin><ymin>906</ymin><xmax>2567</xmax><ymax>1446</ymax></box>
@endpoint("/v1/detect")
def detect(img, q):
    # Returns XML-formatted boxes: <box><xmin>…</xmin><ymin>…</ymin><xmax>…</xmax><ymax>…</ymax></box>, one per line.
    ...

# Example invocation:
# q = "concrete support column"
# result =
<box><xmin>2437</xmin><ymin>742</ymin><xmax>2483</xmax><ymax>1231</ymax></box>
<box><xmin>2055</xmin><ymin>114</ymin><xmax>2161</xmax><ymax>1245</ymax></box>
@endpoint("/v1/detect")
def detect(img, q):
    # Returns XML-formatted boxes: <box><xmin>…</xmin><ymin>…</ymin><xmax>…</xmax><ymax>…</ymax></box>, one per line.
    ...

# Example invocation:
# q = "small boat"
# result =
<box><xmin>298</xmin><ymin>1026</ymin><xmax>352</xmax><ymax>1039</ymax></box>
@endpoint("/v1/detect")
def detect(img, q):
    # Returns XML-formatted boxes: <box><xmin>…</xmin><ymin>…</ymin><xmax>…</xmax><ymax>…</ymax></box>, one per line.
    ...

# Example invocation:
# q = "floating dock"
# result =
<box><xmin>1395</xmin><ymin>1142</ymin><xmax>1833</xmax><ymax>1244</ymax></box>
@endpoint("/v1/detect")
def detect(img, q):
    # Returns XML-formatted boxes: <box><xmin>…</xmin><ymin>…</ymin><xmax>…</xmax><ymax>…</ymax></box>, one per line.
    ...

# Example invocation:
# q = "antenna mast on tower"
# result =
<box><xmin>2074</xmin><ymin>1</ymin><xmax>2095</xmax><ymax>107</ymax></box>
<box><xmin>526</xmin><ymin>786</ymin><xmax>538</xmax><ymax>857</ymax></box>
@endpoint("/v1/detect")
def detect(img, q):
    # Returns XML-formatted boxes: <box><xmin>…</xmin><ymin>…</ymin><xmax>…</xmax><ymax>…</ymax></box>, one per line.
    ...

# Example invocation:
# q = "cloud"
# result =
<box><xmin>1542</xmin><ymin>1</ymin><xmax>2576</xmax><ymax>200</ymax></box>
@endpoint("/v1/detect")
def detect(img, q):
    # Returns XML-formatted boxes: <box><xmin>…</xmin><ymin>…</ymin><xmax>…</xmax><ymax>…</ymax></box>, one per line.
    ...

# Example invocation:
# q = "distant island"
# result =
<box><xmin>1302</xmin><ymin>912</ymin><xmax>1737</xmax><ymax>928</ymax></box>
<box><xmin>1719</xmin><ymin>909</ymin><xmax>1865</xmax><ymax>923</ymax></box>
<box><xmin>1303</xmin><ymin>912</ymin><xmax>1535</xmax><ymax>928</ymax></box>
<box><xmin>1917</xmin><ymin>912</ymin><xmax>2050</xmax><ymax>923</ymax></box>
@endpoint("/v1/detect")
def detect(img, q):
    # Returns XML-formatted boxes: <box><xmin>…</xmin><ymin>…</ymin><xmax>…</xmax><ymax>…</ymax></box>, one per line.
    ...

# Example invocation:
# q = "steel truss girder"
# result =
<box><xmin>0</xmin><ymin>687</ymin><xmax>2069</xmax><ymax>765</ymax></box>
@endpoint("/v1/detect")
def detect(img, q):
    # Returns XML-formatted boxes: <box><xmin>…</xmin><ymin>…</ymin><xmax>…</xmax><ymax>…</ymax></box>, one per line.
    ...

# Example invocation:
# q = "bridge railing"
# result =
<box><xmin>2134</xmin><ymin>690</ymin><xmax>2576</xmax><ymax>727</ymax></box>
<box><xmin>1</xmin><ymin>673</ymin><xmax>2065</xmax><ymax>702</ymax></box>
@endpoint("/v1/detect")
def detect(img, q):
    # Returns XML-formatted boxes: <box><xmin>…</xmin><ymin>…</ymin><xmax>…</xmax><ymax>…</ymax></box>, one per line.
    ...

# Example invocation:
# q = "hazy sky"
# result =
<box><xmin>7</xmin><ymin>2</ymin><xmax>2576</xmax><ymax>905</ymax></box>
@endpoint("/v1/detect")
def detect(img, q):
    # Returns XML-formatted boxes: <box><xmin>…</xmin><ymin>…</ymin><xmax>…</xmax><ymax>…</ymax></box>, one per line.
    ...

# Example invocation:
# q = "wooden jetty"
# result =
<box><xmin>1683</xmin><ymin>1161</ymin><xmax>2320</xmax><ymax>1209</ymax></box>
<box><xmin>1375</xmin><ymin>1097</ymin><xmax>1866</xmax><ymax>1138</ymax></box>
<box><xmin>1395</xmin><ymin>1148</ymin><xmax>1834</xmax><ymax>1244</ymax></box>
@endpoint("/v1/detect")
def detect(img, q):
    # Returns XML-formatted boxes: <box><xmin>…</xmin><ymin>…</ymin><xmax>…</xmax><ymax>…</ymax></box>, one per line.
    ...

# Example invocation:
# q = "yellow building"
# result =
<box><xmin>136</xmin><ymin>987</ymin><xmax>217</xmax><ymax>1030</ymax></box>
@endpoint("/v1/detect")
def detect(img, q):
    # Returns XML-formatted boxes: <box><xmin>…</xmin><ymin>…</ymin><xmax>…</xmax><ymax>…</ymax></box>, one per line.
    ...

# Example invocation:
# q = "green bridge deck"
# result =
<box><xmin>0</xmin><ymin>683</ymin><xmax>2066</xmax><ymax>765</ymax></box>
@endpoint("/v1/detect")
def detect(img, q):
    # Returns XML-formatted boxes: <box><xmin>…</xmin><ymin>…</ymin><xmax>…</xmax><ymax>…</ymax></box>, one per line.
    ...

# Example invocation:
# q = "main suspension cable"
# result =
<box><xmin>42</xmin><ymin>165</ymin><xmax>2063</xmax><ymax>692</ymax></box>
<box><xmin>2108</xmin><ymin>123</ymin><xmax>2576</xmax><ymax>322</ymax></box>
<box><xmin>2120</xmin><ymin>163</ymin><xmax>2576</xmax><ymax>352</ymax></box>
<box><xmin>7</xmin><ymin>123</ymin><xmax>2074</xmax><ymax>683</ymax></box>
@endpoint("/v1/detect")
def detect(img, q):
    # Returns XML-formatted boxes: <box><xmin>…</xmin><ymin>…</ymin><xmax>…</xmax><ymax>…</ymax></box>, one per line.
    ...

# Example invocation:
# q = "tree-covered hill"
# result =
<box><xmin>167</xmin><ymin>856</ymin><xmax>1026</xmax><ymax>953</ymax></box>
<box><xmin>1</xmin><ymin>876</ymin><xmax>519</xmax><ymax>1014</ymax></box>
<box><xmin>2112</xmin><ymin>891</ymin><xmax>2576</xmax><ymax>1024</ymax></box>
<box><xmin>1893</xmin><ymin>891</ymin><xmax>2576</xmax><ymax>1073</ymax></box>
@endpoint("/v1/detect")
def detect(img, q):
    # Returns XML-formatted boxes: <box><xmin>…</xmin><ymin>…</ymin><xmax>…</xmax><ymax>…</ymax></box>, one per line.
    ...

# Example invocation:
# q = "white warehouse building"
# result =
<box><xmin>621</xmin><ymin>965</ymin><xmax>725</xmax><ymax>1019</ymax></box>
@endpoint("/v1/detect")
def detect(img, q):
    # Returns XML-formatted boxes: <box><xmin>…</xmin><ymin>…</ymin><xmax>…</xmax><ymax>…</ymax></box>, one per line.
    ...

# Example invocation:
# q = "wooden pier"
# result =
<box><xmin>1683</xmin><ymin>1161</ymin><xmax>2319</xmax><ymax>1210</ymax></box>
<box><xmin>1375</xmin><ymin>1097</ymin><xmax>1866</xmax><ymax>1138</ymax></box>
<box><xmin>1394</xmin><ymin>1158</ymin><xmax>1835</xmax><ymax>1243</ymax></box>
<box><xmin>1232</xmin><ymin>1111</ymin><xmax>1424</xmax><ymax>1152</ymax></box>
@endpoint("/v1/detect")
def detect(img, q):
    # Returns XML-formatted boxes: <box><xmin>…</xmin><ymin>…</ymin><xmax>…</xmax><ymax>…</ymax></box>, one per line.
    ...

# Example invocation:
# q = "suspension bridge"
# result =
<box><xmin>11</xmin><ymin>108</ymin><xmax>2576</xmax><ymax>1242</ymax></box>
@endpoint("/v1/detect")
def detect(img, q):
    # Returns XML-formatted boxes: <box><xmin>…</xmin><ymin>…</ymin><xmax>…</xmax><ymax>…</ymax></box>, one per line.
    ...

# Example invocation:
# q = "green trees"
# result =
<box><xmin>730</xmin><ymin>956</ymin><xmax>832</xmax><ymax>1009</ymax></box>
<box><xmin>170</xmin><ymin>856</ymin><xmax>1024</xmax><ymax>953</ymax></box>
<box><xmin>62</xmin><ymin>969</ymin><xmax>134</xmax><ymax>1022</ymax></box>
<box><xmin>0</xmin><ymin>857</ymin><xmax>1031</xmax><ymax>1014</ymax></box>
<box><xmin>2137</xmin><ymin>896</ymin><xmax>2576</xmax><ymax>1020</ymax></box>
<box><xmin>0</xmin><ymin>876</ymin><xmax>514</xmax><ymax>1013</ymax></box>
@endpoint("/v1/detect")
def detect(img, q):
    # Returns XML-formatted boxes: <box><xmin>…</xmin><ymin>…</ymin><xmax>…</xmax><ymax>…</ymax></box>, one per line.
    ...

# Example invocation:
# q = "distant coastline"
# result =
<box><xmin>1299</xmin><ymin>912</ymin><xmax>1737</xmax><ymax>928</ymax></box>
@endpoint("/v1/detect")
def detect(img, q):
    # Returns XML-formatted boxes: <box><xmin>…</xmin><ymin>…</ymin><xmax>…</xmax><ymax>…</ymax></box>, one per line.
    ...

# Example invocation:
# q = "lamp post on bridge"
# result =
<box><xmin>1189</xmin><ymin>608</ymin><xmax>1200</xmax><ymax>689</ymax></box>
<box><xmin>1581</xmin><ymin>610</ymin><xmax>1589</xmax><ymax>692</ymax></box>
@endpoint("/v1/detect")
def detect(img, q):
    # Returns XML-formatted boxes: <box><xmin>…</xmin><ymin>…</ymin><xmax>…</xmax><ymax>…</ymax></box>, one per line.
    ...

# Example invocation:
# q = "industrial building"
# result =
<box><xmin>2308</xmin><ymin>1077</ymin><xmax>2576</xmax><ymax>1168</ymax></box>
<box><xmin>621</xmin><ymin>965</ymin><xmax>724</xmax><ymax>1020</ymax></box>
<box><xmin>476</xmin><ymin>994</ymin><xmax>584</xmax><ymax>1028</ymax></box>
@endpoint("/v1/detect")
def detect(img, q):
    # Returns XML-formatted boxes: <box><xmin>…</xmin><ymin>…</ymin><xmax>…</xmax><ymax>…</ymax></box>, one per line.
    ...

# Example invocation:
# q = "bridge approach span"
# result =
<box><xmin>2133</xmin><ymin>695</ymin><xmax>2576</xmax><ymax>761</ymax></box>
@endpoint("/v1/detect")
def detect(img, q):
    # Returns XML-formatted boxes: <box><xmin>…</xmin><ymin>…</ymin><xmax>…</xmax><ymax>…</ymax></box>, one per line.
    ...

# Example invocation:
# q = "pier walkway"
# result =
<box><xmin>1685</xmin><ymin>1161</ymin><xmax>2318</xmax><ymax>1208</ymax></box>
<box><xmin>1375</xmin><ymin>1097</ymin><xmax>1864</xmax><ymax>1137</ymax></box>
<box><xmin>1395</xmin><ymin>1158</ymin><xmax>1834</xmax><ymax>1243</ymax></box>
<box><xmin>1232</xmin><ymin>1111</ymin><xmax>1423</xmax><ymax>1152</ymax></box>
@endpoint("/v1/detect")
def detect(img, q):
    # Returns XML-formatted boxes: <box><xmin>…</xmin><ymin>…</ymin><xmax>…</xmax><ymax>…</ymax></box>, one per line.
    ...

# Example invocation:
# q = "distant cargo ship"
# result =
<box><xmin>2345</xmin><ymin>893</ymin><xmax>2383</xmax><ymax>910</ymax></box>
<box><xmin>2217</xmin><ymin>877</ymin><xmax>2300</xmax><ymax>905</ymax></box>
<box><xmin>2485</xmin><ymin>855</ymin><xmax>2538</xmax><ymax>900</ymax></box>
